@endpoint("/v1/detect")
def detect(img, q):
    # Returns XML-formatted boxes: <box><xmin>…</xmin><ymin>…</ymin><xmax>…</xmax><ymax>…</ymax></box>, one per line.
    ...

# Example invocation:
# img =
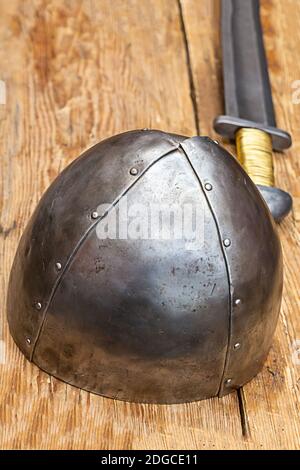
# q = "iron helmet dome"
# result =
<box><xmin>7</xmin><ymin>130</ymin><xmax>283</xmax><ymax>404</ymax></box>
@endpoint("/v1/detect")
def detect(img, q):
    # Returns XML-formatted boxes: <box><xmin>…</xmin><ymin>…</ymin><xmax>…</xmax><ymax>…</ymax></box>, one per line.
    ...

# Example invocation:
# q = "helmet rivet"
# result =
<box><xmin>234</xmin><ymin>342</ymin><xmax>241</xmax><ymax>350</ymax></box>
<box><xmin>205</xmin><ymin>182</ymin><xmax>213</xmax><ymax>191</ymax></box>
<box><xmin>130</xmin><ymin>167</ymin><xmax>138</xmax><ymax>176</ymax></box>
<box><xmin>225</xmin><ymin>378</ymin><xmax>232</xmax><ymax>386</ymax></box>
<box><xmin>55</xmin><ymin>262</ymin><xmax>62</xmax><ymax>271</ymax></box>
<box><xmin>91</xmin><ymin>211</ymin><xmax>99</xmax><ymax>219</ymax></box>
<box><xmin>223</xmin><ymin>238</ymin><xmax>231</xmax><ymax>247</ymax></box>
<box><xmin>35</xmin><ymin>302</ymin><xmax>42</xmax><ymax>310</ymax></box>
<box><xmin>26</xmin><ymin>338</ymin><xmax>31</xmax><ymax>345</ymax></box>
<box><xmin>214</xmin><ymin>140</ymin><xmax>219</xmax><ymax>145</ymax></box>
<box><xmin>234</xmin><ymin>298</ymin><xmax>242</xmax><ymax>306</ymax></box>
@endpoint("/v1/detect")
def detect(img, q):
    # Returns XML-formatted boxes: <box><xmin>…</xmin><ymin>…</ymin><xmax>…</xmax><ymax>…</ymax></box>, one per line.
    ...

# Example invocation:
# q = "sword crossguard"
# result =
<box><xmin>213</xmin><ymin>115</ymin><xmax>292</xmax><ymax>151</ymax></box>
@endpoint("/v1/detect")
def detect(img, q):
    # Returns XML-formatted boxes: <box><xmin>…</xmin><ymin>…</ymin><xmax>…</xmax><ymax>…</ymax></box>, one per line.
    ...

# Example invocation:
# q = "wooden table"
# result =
<box><xmin>0</xmin><ymin>0</ymin><xmax>299</xmax><ymax>450</ymax></box>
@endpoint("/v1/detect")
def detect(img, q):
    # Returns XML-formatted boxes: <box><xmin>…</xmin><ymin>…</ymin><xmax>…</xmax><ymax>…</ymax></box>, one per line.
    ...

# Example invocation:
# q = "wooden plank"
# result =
<box><xmin>0</xmin><ymin>0</ymin><xmax>243</xmax><ymax>450</ymax></box>
<box><xmin>181</xmin><ymin>0</ymin><xmax>300</xmax><ymax>449</ymax></box>
<box><xmin>241</xmin><ymin>0</ymin><xmax>300</xmax><ymax>449</ymax></box>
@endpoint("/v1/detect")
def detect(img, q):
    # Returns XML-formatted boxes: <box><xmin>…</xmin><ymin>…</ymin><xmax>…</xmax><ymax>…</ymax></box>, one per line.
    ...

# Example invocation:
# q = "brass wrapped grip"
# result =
<box><xmin>236</xmin><ymin>128</ymin><xmax>274</xmax><ymax>187</ymax></box>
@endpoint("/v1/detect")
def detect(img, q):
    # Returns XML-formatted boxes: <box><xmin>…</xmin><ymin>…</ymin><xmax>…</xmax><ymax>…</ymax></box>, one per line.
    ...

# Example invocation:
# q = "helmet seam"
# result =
<box><xmin>179</xmin><ymin>140</ymin><xmax>233</xmax><ymax>397</ymax></box>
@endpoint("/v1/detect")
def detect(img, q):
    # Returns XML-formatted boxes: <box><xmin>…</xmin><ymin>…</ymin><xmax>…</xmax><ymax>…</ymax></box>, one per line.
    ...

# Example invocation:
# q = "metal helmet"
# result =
<box><xmin>7</xmin><ymin>130</ymin><xmax>283</xmax><ymax>404</ymax></box>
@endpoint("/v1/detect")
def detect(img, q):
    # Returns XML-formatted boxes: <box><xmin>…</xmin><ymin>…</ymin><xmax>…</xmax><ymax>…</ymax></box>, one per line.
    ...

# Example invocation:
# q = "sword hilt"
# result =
<box><xmin>234</xmin><ymin>127</ymin><xmax>292</xmax><ymax>222</ymax></box>
<box><xmin>236</xmin><ymin>128</ymin><xmax>274</xmax><ymax>187</ymax></box>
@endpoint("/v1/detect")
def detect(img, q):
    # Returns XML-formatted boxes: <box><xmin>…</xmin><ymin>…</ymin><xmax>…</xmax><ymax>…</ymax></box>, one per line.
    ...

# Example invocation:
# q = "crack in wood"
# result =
<box><xmin>177</xmin><ymin>0</ymin><xmax>200</xmax><ymax>136</ymax></box>
<box><xmin>237</xmin><ymin>387</ymin><xmax>250</xmax><ymax>438</ymax></box>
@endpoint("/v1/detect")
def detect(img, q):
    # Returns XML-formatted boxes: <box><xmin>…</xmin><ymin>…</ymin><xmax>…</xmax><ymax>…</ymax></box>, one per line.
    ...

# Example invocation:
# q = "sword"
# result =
<box><xmin>213</xmin><ymin>0</ymin><xmax>292</xmax><ymax>222</ymax></box>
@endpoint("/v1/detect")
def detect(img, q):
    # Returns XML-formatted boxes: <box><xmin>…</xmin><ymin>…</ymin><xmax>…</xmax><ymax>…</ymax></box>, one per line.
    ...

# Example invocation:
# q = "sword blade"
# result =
<box><xmin>222</xmin><ymin>0</ymin><xmax>276</xmax><ymax>126</ymax></box>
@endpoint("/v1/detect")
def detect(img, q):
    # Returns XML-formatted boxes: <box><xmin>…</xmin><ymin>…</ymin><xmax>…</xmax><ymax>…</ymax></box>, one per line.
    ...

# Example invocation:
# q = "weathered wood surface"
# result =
<box><xmin>0</xmin><ymin>0</ymin><xmax>299</xmax><ymax>449</ymax></box>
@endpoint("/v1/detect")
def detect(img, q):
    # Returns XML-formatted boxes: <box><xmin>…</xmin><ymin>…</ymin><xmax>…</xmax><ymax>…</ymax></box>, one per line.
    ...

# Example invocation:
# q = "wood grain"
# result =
<box><xmin>181</xmin><ymin>0</ymin><xmax>300</xmax><ymax>449</ymax></box>
<box><xmin>0</xmin><ymin>0</ymin><xmax>299</xmax><ymax>450</ymax></box>
<box><xmin>0</xmin><ymin>0</ymin><xmax>242</xmax><ymax>450</ymax></box>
